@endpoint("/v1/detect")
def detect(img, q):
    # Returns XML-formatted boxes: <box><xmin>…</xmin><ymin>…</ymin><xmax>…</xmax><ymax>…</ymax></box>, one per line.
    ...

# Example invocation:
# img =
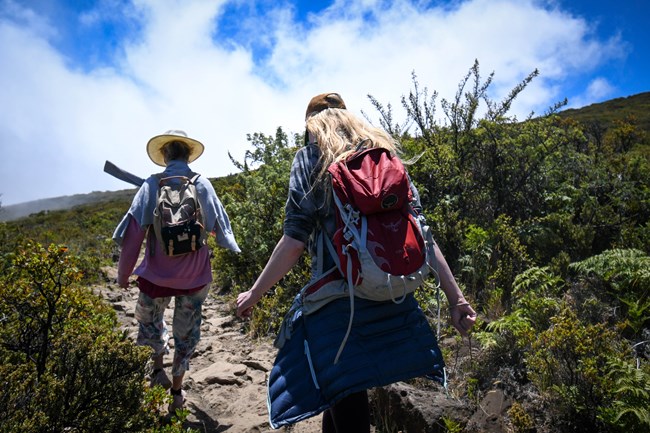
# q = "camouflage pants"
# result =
<box><xmin>135</xmin><ymin>285</ymin><xmax>209</xmax><ymax>377</ymax></box>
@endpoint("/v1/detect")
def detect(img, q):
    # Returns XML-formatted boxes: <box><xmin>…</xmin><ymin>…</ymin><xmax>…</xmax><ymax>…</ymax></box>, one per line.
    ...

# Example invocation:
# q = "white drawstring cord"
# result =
<box><xmin>304</xmin><ymin>340</ymin><xmax>320</xmax><ymax>389</ymax></box>
<box><xmin>334</xmin><ymin>250</ymin><xmax>356</xmax><ymax>364</ymax></box>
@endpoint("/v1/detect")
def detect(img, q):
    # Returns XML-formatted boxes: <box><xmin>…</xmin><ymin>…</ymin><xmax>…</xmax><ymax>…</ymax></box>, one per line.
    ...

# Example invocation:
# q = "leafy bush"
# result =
<box><xmin>475</xmin><ymin>250</ymin><xmax>650</xmax><ymax>432</ymax></box>
<box><xmin>0</xmin><ymin>241</ymin><xmax>190</xmax><ymax>432</ymax></box>
<box><xmin>598</xmin><ymin>359</ymin><xmax>650</xmax><ymax>433</ymax></box>
<box><xmin>526</xmin><ymin>308</ymin><xmax>623</xmax><ymax>431</ymax></box>
<box><xmin>570</xmin><ymin>249</ymin><xmax>650</xmax><ymax>337</ymax></box>
<box><xmin>211</xmin><ymin>128</ymin><xmax>311</xmax><ymax>337</ymax></box>
<box><xmin>507</xmin><ymin>401</ymin><xmax>535</xmax><ymax>433</ymax></box>
<box><xmin>1</xmin><ymin>199</ymin><xmax>130</xmax><ymax>284</ymax></box>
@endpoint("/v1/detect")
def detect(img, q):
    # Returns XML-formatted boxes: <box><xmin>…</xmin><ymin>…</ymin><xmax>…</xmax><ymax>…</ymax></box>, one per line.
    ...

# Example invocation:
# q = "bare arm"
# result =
<box><xmin>434</xmin><ymin>244</ymin><xmax>477</xmax><ymax>336</ymax></box>
<box><xmin>236</xmin><ymin>235</ymin><xmax>306</xmax><ymax>318</ymax></box>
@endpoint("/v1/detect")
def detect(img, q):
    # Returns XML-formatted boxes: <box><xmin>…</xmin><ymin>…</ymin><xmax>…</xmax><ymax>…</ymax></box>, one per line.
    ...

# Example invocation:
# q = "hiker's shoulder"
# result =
<box><xmin>139</xmin><ymin>174</ymin><xmax>161</xmax><ymax>190</ymax></box>
<box><xmin>295</xmin><ymin>144</ymin><xmax>321</xmax><ymax>159</ymax></box>
<box><xmin>191</xmin><ymin>173</ymin><xmax>218</xmax><ymax>195</ymax></box>
<box><xmin>190</xmin><ymin>172</ymin><xmax>208</xmax><ymax>186</ymax></box>
<box><xmin>291</xmin><ymin>145</ymin><xmax>321</xmax><ymax>172</ymax></box>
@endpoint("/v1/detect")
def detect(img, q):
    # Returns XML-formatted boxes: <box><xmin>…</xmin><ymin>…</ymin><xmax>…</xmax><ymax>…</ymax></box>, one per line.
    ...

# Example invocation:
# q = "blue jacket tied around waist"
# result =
<box><xmin>267</xmin><ymin>294</ymin><xmax>445</xmax><ymax>428</ymax></box>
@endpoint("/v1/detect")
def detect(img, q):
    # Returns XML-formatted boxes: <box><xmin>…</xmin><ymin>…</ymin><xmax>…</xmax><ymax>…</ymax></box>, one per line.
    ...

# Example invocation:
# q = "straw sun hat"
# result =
<box><xmin>146</xmin><ymin>130</ymin><xmax>205</xmax><ymax>167</ymax></box>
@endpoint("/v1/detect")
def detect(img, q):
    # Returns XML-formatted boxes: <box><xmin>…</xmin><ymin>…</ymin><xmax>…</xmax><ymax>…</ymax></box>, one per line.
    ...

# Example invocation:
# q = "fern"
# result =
<box><xmin>512</xmin><ymin>266</ymin><xmax>564</xmax><ymax>302</ymax></box>
<box><xmin>599</xmin><ymin>359</ymin><xmax>650</xmax><ymax>432</ymax></box>
<box><xmin>569</xmin><ymin>249</ymin><xmax>650</xmax><ymax>297</ymax></box>
<box><xmin>619</xmin><ymin>297</ymin><xmax>650</xmax><ymax>335</ymax></box>
<box><xmin>570</xmin><ymin>249</ymin><xmax>650</xmax><ymax>336</ymax></box>
<box><xmin>485</xmin><ymin>309</ymin><xmax>533</xmax><ymax>341</ymax></box>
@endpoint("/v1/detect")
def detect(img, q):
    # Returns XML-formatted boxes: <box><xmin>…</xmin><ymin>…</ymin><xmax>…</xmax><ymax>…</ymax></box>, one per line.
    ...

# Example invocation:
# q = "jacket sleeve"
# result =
<box><xmin>116</xmin><ymin>216</ymin><xmax>146</xmax><ymax>287</ymax></box>
<box><xmin>112</xmin><ymin>176</ymin><xmax>158</xmax><ymax>245</ymax></box>
<box><xmin>284</xmin><ymin>145</ymin><xmax>329</xmax><ymax>243</ymax></box>
<box><xmin>196</xmin><ymin>177</ymin><xmax>241</xmax><ymax>253</ymax></box>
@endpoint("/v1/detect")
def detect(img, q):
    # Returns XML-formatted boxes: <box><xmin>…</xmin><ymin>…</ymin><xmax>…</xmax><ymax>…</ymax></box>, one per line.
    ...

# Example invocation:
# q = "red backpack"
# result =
<box><xmin>329</xmin><ymin>146</ymin><xmax>431</xmax><ymax>292</ymax></box>
<box><xmin>307</xmin><ymin>146</ymin><xmax>439</xmax><ymax>363</ymax></box>
<box><xmin>323</xmin><ymin>146</ymin><xmax>438</xmax><ymax>302</ymax></box>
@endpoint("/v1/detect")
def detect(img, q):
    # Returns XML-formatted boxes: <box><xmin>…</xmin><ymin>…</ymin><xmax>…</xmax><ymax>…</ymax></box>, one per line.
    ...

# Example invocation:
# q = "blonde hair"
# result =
<box><xmin>306</xmin><ymin>108</ymin><xmax>400</xmax><ymax>184</ymax></box>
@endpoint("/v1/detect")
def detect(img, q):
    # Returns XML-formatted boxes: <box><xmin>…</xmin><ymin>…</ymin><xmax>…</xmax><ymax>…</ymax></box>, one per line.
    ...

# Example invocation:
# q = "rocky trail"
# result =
<box><xmin>98</xmin><ymin>267</ymin><xmax>322</xmax><ymax>433</ymax></box>
<box><xmin>98</xmin><ymin>267</ymin><xmax>508</xmax><ymax>433</ymax></box>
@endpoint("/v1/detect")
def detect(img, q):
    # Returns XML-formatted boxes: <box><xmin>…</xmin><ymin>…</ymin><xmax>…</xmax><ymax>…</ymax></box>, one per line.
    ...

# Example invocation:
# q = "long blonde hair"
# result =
<box><xmin>306</xmin><ymin>108</ymin><xmax>401</xmax><ymax>184</ymax></box>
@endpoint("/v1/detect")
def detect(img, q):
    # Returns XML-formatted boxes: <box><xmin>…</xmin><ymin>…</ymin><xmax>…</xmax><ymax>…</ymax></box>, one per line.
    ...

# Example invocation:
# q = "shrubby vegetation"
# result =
<box><xmin>0</xmin><ymin>232</ymin><xmax>195</xmax><ymax>431</ymax></box>
<box><xmin>0</xmin><ymin>61</ymin><xmax>648</xmax><ymax>432</ymax></box>
<box><xmin>212</xmin><ymin>62</ymin><xmax>649</xmax><ymax>432</ymax></box>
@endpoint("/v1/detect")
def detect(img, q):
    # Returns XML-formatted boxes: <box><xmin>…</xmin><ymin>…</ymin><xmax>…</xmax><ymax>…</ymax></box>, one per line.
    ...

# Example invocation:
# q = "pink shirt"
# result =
<box><xmin>117</xmin><ymin>216</ymin><xmax>212</xmax><ymax>292</ymax></box>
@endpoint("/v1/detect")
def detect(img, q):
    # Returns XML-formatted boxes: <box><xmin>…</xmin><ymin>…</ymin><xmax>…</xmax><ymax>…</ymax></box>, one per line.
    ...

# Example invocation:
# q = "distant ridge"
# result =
<box><xmin>0</xmin><ymin>189</ymin><xmax>136</xmax><ymax>222</ymax></box>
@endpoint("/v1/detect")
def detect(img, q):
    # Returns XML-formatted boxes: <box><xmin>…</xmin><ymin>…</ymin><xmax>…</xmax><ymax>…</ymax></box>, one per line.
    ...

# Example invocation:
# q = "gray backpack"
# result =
<box><xmin>151</xmin><ymin>174</ymin><xmax>206</xmax><ymax>256</ymax></box>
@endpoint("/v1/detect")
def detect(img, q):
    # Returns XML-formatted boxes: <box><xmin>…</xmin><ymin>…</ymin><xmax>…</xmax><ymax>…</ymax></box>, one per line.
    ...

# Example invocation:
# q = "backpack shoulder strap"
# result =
<box><xmin>187</xmin><ymin>173</ymin><xmax>202</xmax><ymax>213</ymax></box>
<box><xmin>147</xmin><ymin>173</ymin><xmax>167</xmax><ymax>257</ymax></box>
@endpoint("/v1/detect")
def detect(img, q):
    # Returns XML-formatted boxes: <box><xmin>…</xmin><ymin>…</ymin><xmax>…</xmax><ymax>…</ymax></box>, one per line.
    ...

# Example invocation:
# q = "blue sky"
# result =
<box><xmin>0</xmin><ymin>0</ymin><xmax>648</xmax><ymax>206</ymax></box>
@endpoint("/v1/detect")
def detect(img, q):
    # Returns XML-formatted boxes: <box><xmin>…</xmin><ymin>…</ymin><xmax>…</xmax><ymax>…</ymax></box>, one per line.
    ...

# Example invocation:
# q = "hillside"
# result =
<box><xmin>1</xmin><ymin>85</ymin><xmax>649</xmax><ymax>433</ymax></box>
<box><xmin>0</xmin><ymin>188</ymin><xmax>136</xmax><ymax>222</ymax></box>
<box><xmin>2</xmin><ymin>91</ymin><xmax>649</xmax><ymax>222</ymax></box>
<box><xmin>558</xmin><ymin>91</ymin><xmax>650</xmax><ymax>134</ymax></box>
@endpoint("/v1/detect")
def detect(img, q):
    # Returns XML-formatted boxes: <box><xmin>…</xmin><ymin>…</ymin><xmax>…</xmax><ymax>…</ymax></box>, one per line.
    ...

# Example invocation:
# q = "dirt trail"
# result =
<box><xmin>97</xmin><ymin>269</ymin><xmax>322</xmax><ymax>433</ymax></box>
<box><xmin>97</xmin><ymin>269</ymin><xmax>491</xmax><ymax>433</ymax></box>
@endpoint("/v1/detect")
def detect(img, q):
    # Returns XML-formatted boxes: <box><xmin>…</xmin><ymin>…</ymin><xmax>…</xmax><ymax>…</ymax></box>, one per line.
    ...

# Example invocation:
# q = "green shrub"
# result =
<box><xmin>507</xmin><ymin>401</ymin><xmax>535</xmax><ymax>433</ymax></box>
<box><xmin>570</xmin><ymin>249</ymin><xmax>650</xmax><ymax>337</ymax></box>
<box><xmin>0</xmin><ymin>241</ymin><xmax>188</xmax><ymax>432</ymax></box>
<box><xmin>2</xmin><ymin>200</ymin><xmax>129</xmax><ymax>274</ymax></box>
<box><xmin>526</xmin><ymin>308</ymin><xmax>622</xmax><ymax>431</ymax></box>
<box><xmin>598</xmin><ymin>359</ymin><xmax>650</xmax><ymax>433</ymax></box>
<box><xmin>211</xmin><ymin>128</ymin><xmax>310</xmax><ymax>337</ymax></box>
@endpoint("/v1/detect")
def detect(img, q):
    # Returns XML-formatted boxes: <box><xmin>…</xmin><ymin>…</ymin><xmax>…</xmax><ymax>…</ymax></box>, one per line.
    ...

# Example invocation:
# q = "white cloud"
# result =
<box><xmin>567</xmin><ymin>77</ymin><xmax>616</xmax><ymax>109</ymax></box>
<box><xmin>0</xmin><ymin>0</ymin><xmax>628</xmax><ymax>205</ymax></box>
<box><xmin>586</xmin><ymin>77</ymin><xmax>616</xmax><ymax>100</ymax></box>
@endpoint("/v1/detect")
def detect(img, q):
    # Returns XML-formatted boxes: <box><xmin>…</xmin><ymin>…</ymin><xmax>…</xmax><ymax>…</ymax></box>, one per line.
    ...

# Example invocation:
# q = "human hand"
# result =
<box><xmin>117</xmin><ymin>275</ymin><xmax>130</xmax><ymax>289</ymax></box>
<box><xmin>236</xmin><ymin>289</ymin><xmax>260</xmax><ymax>319</ymax></box>
<box><xmin>450</xmin><ymin>302</ymin><xmax>477</xmax><ymax>336</ymax></box>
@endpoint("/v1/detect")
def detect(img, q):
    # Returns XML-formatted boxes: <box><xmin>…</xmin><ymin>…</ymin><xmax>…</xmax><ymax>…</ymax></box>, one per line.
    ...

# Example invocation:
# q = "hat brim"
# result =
<box><xmin>146</xmin><ymin>134</ymin><xmax>205</xmax><ymax>167</ymax></box>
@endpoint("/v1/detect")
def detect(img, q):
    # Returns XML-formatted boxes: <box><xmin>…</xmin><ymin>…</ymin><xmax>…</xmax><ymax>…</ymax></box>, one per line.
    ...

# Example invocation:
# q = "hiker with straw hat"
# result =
<box><xmin>113</xmin><ymin>130</ymin><xmax>240</xmax><ymax>415</ymax></box>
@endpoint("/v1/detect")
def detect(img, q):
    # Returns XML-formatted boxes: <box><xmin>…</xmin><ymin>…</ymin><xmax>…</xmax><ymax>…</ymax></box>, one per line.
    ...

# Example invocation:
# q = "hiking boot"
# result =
<box><xmin>150</xmin><ymin>368</ymin><xmax>172</xmax><ymax>390</ymax></box>
<box><xmin>168</xmin><ymin>388</ymin><xmax>186</xmax><ymax>415</ymax></box>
